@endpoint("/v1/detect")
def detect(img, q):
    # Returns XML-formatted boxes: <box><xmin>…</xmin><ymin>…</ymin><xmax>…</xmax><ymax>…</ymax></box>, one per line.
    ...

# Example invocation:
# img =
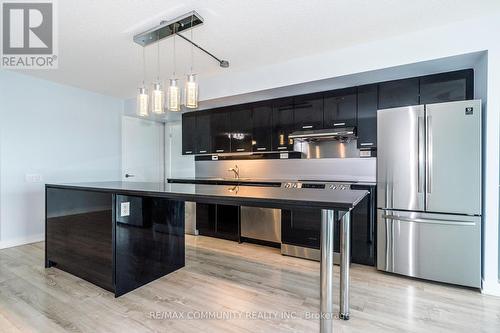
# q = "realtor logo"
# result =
<box><xmin>1</xmin><ymin>0</ymin><xmax>58</xmax><ymax>68</ymax></box>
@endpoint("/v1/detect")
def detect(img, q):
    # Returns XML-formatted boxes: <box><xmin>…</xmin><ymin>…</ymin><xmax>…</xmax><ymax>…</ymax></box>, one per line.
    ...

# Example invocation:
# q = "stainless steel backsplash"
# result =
<box><xmin>196</xmin><ymin>157</ymin><xmax>376</xmax><ymax>182</ymax></box>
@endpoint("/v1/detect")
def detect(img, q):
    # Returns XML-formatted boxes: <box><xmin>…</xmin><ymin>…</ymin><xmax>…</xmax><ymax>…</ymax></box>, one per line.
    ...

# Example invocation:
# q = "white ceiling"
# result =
<box><xmin>15</xmin><ymin>0</ymin><xmax>500</xmax><ymax>99</ymax></box>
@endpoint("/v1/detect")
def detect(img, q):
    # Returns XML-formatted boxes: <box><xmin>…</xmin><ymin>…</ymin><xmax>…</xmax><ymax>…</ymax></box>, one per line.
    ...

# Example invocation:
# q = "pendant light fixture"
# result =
<box><xmin>167</xmin><ymin>24</ymin><xmax>181</xmax><ymax>112</ymax></box>
<box><xmin>151</xmin><ymin>32</ymin><xmax>165</xmax><ymax>114</ymax></box>
<box><xmin>184</xmin><ymin>15</ymin><xmax>198</xmax><ymax>109</ymax></box>
<box><xmin>137</xmin><ymin>47</ymin><xmax>149</xmax><ymax>117</ymax></box>
<box><xmin>133</xmin><ymin>12</ymin><xmax>230</xmax><ymax>113</ymax></box>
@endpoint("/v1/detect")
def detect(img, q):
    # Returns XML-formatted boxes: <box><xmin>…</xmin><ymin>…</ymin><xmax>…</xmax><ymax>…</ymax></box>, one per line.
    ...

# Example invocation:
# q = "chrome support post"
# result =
<box><xmin>320</xmin><ymin>209</ymin><xmax>334</xmax><ymax>333</ymax></box>
<box><xmin>339</xmin><ymin>210</ymin><xmax>351</xmax><ymax>320</ymax></box>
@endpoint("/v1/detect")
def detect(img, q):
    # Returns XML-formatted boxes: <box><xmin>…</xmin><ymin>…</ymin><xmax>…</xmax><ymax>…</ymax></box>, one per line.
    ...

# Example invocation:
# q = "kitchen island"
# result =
<box><xmin>45</xmin><ymin>181</ymin><xmax>368</xmax><ymax>333</ymax></box>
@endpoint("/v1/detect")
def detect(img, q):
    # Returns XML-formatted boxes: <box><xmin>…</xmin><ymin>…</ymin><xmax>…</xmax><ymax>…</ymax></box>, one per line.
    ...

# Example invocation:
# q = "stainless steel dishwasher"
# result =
<box><xmin>240</xmin><ymin>207</ymin><xmax>281</xmax><ymax>243</ymax></box>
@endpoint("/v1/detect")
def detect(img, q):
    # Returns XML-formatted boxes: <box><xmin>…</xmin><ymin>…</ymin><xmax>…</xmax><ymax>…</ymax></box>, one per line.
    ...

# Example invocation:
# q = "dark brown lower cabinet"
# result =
<box><xmin>196</xmin><ymin>203</ymin><xmax>240</xmax><ymax>241</ymax></box>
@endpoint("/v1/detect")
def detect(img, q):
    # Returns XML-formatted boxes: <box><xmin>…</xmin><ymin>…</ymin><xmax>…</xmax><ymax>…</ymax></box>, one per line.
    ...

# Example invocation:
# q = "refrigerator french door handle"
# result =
<box><xmin>417</xmin><ymin>116</ymin><xmax>425</xmax><ymax>193</ymax></box>
<box><xmin>426</xmin><ymin>115</ymin><xmax>433</xmax><ymax>194</ymax></box>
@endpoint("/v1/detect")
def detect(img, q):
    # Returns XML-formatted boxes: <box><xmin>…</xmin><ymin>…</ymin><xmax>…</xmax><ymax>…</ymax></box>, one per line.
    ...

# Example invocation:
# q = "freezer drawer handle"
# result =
<box><xmin>382</xmin><ymin>214</ymin><xmax>476</xmax><ymax>226</ymax></box>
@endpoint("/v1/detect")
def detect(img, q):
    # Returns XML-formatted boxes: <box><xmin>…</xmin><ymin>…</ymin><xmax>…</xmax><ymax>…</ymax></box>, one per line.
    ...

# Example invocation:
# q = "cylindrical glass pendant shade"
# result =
<box><xmin>184</xmin><ymin>73</ymin><xmax>198</xmax><ymax>109</ymax></box>
<box><xmin>167</xmin><ymin>78</ymin><xmax>181</xmax><ymax>112</ymax></box>
<box><xmin>137</xmin><ymin>86</ymin><xmax>149</xmax><ymax>117</ymax></box>
<box><xmin>151</xmin><ymin>82</ymin><xmax>165</xmax><ymax>114</ymax></box>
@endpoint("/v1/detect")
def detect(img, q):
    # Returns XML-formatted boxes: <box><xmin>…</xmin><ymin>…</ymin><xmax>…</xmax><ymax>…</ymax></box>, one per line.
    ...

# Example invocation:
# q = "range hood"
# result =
<box><xmin>289</xmin><ymin>127</ymin><xmax>357</xmax><ymax>141</ymax></box>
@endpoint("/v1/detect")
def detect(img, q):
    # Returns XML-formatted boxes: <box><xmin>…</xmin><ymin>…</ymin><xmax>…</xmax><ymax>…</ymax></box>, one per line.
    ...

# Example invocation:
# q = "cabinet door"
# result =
<box><xmin>419</xmin><ymin>69</ymin><xmax>473</xmax><ymax>104</ymax></box>
<box><xmin>378</xmin><ymin>78</ymin><xmax>419</xmax><ymax>109</ymax></box>
<box><xmin>195</xmin><ymin>112</ymin><xmax>211</xmax><ymax>154</ymax></box>
<box><xmin>323</xmin><ymin>87</ymin><xmax>357</xmax><ymax>128</ymax></box>
<box><xmin>356</xmin><ymin>84</ymin><xmax>378</xmax><ymax>148</ymax></box>
<box><xmin>211</xmin><ymin>108</ymin><xmax>231</xmax><ymax>153</ymax></box>
<box><xmin>196</xmin><ymin>203</ymin><xmax>216</xmax><ymax>237</ymax></box>
<box><xmin>182</xmin><ymin>113</ymin><xmax>196</xmax><ymax>155</ymax></box>
<box><xmin>272</xmin><ymin>98</ymin><xmax>295</xmax><ymax>151</ymax></box>
<box><xmin>230</xmin><ymin>106</ymin><xmax>253</xmax><ymax>153</ymax></box>
<box><xmin>216</xmin><ymin>205</ymin><xmax>240</xmax><ymax>241</ymax></box>
<box><xmin>293</xmin><ymin>93</ymin><xmax>324</xmax><ymax>130</ymax></box>
<box><xmin>252</xmin><ymin>102</ymin><xmax>273</xmax><ymax>152</ymax></box>
<box><xmin>282</xmin><ymin>208</ymin><xmax>321</xmax><ymax>249</ymax></box>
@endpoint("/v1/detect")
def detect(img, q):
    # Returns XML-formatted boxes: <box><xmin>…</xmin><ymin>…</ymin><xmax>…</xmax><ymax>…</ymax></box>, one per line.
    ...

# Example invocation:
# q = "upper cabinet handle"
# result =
<box><xmin>199</xmin><ymin>150</ymin><xmax>207</xmax><ymax>153</ymax></box>
<box><xmin>302</xmin><ymin>125</ymin><xmax>313</xmax><ymax>129</ymax></box>
<box><xmin>256</xmin><ymin>147</ymin><xmax>267</xmax><ymax>151</ymax></box>
<box><xmin>360</xmin><ymin>142</ymin><xmax>373</xmax><ymax>146</ymax></box>
<box><xmin>294</xmin><ymin>103</ymin><xmax>312</xmax><ymax>109</ymax></box>
<box><xmin>333</xmin><ymin>122</ymin><xmax>346</xmax><ymax>126</ymax></box>
<box><xmin>236</xmin><ymin>148</ymin><xmax>245</xmax><ymax>152</ymax></box>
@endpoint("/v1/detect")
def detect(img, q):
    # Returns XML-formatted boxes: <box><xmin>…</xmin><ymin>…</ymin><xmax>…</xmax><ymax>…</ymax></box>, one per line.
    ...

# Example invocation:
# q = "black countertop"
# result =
<box><xmin>46</xmin><ymin>181</ymin><xmax>368</xmax><ymax>210</ymax></box>
<box><xmin>167</xmin><ymin>177</ymin><xmax>377</xmax><ymax>187</ymax></box>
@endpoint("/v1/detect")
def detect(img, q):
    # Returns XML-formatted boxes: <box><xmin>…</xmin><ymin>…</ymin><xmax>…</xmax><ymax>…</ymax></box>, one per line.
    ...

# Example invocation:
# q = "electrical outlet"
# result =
<box><xmin>120</xmin><ymin>202</ymin><xmax>130</xmax><ymax>217</ymax></box>
<box><xmin>25</xmin><ymin>174</ymin><xmax>43</xmax><ymax>183</ymax></box>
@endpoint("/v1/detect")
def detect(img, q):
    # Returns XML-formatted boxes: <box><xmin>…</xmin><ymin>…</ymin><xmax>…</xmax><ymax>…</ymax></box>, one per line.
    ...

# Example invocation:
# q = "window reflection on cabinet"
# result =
<box><xmin>230</xmin><ymin>106</ymin><xmax>253</xmax><ymax>153</ymax></box>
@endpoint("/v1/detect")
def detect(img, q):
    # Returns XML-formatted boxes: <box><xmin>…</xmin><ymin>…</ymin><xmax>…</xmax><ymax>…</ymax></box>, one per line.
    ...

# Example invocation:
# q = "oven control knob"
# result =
<box><xmin>331</xmin><ymin>185</ymin><xmax>337</xmax><ymax>190</ymax></box>
<box><xmin>292</xmin><ymin>183</ymin><xmax>298</xmax><ymax>188</ymax></box>
<box><xmin>340</xmin><ymin>185</ymin><xmax>346</xmax><ymax>190</ymax></box>
<box><xmin>285</xmin><ymin>183</ymin><xmax>291</xmax><ymax>188</ymax></box>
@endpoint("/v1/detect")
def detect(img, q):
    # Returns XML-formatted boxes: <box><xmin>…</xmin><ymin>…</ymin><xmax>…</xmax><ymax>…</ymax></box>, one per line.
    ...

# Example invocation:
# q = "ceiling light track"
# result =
<box><xmin>133</xmin><ymin>11</ymin><xmax>229</xmax><ymax>68</ymax></box>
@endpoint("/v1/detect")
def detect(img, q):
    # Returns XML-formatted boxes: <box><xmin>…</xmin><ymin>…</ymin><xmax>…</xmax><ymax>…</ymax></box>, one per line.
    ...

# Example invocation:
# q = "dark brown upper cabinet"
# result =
<box><xmin>252</xmin><ymin>102</ymin><xmax>273</xmax><ymax>152</ymax></box>
<box><xmin>378</xmin><ymin>78</ymin><xmax>419</xmax><ymax>109</ymax></box>
<box><xmin>356</xmin><ymin>84</ymin><xmax>378</xmax><ymax>149</ymax></box>
<box><xmin>272</xmin><ymin>98</ymin><xmax>295</xmax><ymax>151</ymax></box>
<box><xmin>324</xmin><ymin>87</ymin><xmax>357</xmax><ymax>128</ymax></box>
<box><xmin>181</xmin><ymin>112</ymin><xmax>196</xmax><ymax>155</ymax></box>
<box><xmin>419</xmin><ymin>69</ymin><xmax>473</xmax><ymax>104</ymax></box>
<box><xmin>230</xmin><ymin>105</ymin><xmax>253</xmax><ymax>153</ymax></box>
<box><xmin>293</xmin><ymin>93</ymin><xmax>324</xmax><ymax>131</ymax></box>
<box><xmin>210</xmin><ymin>108</ymin><xmax>231</xmax><ymax>154</ymax></box>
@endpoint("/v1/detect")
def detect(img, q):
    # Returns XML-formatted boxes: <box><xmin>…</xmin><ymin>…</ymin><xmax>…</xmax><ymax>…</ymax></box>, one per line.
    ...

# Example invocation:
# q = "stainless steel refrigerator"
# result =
<box><xmin>377</xmin><ymin>100</ymin><xmax>482</xmax><ymax>288</ymax></box>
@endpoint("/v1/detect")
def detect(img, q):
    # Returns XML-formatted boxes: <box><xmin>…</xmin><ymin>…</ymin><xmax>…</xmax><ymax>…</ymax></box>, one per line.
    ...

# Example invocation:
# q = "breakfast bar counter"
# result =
<box><xmin>45</xmin><ymin>181</ymin><xmax>368</xmax><ymax>333</ymax></box>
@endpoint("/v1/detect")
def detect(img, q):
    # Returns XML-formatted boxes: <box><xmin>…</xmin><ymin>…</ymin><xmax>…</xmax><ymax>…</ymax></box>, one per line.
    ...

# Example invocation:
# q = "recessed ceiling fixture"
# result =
<box><xmin>137</xmin><ymin>47</ymin><xmax>149</xmax><ymax>117</ymax></box>
<box><xmin>134</xmin><ymin>11</ymin><xmax>229</xmax><ymax>115</ymax></box>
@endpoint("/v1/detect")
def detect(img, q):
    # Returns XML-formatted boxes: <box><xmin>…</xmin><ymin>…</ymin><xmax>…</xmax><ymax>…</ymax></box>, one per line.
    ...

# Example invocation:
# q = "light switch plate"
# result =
<box><xmin>25</xmin><ymin>174</ymin><xmax>42</xmax><ymax>183</ymax></box>
<box><xmin>120</xmin><ymin>202</ymin><xmax>130</xmax><ymax>217</ymax></box>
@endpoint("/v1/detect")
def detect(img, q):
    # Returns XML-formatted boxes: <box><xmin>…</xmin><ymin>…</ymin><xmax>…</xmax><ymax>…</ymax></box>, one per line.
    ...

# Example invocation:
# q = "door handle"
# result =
<box><xmin>417</xmin><ymin>116</ymin><xmax>424</xmax><ymax>193</ymax></box>
<box><xmin>333</xmin><ymin>122</ymin><xmax>346</xmax><ymax>127</ymax></box>
<box><xmin>382</xmin><ymin>214</ymin><xmax>476</xmax><ymax>226</ymax></box>
<box><xmin>360</xmin><ymin>142</ymin><xmax>373</xmax><ymax>146</ymax></box>
<box><xmin>125</xmin><ymin>174</ymin><xmax>135</xmax><ymax>178</ymax></box>
<box><xmin>426</xmin><ymin>115</ymin><xmax>432</xmax><ymax>194</ymax></box>
<box><xmin>302</xmin><ymin>125</ymin><xmax>313</xmax><ymax>129</ymax></box>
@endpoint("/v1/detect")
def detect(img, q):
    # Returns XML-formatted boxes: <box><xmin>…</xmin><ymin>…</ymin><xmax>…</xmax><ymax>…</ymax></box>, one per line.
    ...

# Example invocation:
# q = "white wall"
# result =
<box><xmin>165</xmin><ymin>122</ymin><xmax>195</xmax><ymax>179</ymax></box>
<box><xmin>0</xmin><ymin>70</ymin><xmax>123</xmax><ymax>249</ymax></box>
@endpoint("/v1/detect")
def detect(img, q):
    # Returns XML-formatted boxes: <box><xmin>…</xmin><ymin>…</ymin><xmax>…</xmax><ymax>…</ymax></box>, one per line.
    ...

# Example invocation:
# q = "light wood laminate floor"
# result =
<box><xmin>0</xmin><ymin>236</ymin><xmax>499</xmax><ymax>333</ymax></box>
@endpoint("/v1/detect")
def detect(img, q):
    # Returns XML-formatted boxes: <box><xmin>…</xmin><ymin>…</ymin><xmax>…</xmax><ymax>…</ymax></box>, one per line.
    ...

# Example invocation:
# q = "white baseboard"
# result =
<box><xmin>481</xmin><ymin>280</ymin><xmax>500</xmax><ymax>297</ymax></box>
<box><xmin>0</xmin><ymin>234</ymin><xmax>44</xmax><ymax>250</ymax></box>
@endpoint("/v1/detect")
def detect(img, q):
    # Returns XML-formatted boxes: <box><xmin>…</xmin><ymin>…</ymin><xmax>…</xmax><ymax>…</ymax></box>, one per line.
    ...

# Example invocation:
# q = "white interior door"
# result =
<box><xmin>122</xmin><ymin>116</ymin><xmax>164</xmax><ymax>182</ymax></box>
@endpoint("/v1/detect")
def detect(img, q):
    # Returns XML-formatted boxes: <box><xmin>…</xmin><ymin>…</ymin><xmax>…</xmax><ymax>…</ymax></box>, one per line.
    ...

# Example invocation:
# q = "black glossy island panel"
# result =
<box><xmin>45</xmin><ymin>181</ymin><xmax>368</xmax><ymax>329</ymax></box>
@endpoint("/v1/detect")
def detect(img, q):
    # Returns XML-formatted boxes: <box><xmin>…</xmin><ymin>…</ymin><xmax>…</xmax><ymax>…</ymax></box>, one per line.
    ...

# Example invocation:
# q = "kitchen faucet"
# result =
<box><xmin>227</xmin><ymin>165</ymin><xmax>239</xmax><ymax>179</ymax></box>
